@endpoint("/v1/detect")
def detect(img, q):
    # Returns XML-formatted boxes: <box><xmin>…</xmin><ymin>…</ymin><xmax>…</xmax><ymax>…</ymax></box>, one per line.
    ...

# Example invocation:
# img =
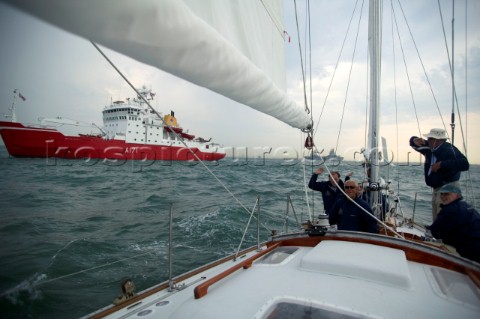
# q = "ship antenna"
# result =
<box><xmin>10</xmin><ymin>89</ymin><xmax>18</xmax><ymax>122</ymax></box>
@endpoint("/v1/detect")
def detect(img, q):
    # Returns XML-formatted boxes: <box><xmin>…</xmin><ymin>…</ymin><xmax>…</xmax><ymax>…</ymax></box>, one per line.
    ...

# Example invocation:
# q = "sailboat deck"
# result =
<box><xmin>96</xmin><ymin>237</ymin><xmax>480</xmax><ymax>319</ymax></box>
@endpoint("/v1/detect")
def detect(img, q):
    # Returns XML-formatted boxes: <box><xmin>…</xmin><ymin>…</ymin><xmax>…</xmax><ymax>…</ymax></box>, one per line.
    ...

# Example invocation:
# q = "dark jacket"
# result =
<box><xmin>409</xmin><ymin>137</ymin><xmax>469</xmax><ymax>189</ymax></box>
<box><xmin>430</xmin><ymin>198</ymin><xmax>480</xmax><ymax>263</ymax></box>
<box><xmin>308</xmin><ymin>174</ymin><xmax>344</xmax><ymax>215</ymax></box>
<box><xmin>329</xmin><ymin>195</ymin><xmax>378</xmax><ymax>233</ymax></box>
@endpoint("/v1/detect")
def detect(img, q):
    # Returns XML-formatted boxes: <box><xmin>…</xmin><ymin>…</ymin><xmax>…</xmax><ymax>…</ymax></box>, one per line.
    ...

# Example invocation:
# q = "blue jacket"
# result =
<box><xmin>409</xmin><ymin>137</ymin><xmax>469</xmax><ymax>189</ymax></box>
<box><xmin>308</xmin><ymin>174</ymin><xmax>344</xmax><ymax>215</ymax></box>
<box><xmin>329</xmin><ymin>195</ymin><xmax>378</xmax><ymax>233</ymax></box>
<box><xmin>430</xmin><ymin>198</ymin><xmax>480</xmax><ymax>263</ymax></box>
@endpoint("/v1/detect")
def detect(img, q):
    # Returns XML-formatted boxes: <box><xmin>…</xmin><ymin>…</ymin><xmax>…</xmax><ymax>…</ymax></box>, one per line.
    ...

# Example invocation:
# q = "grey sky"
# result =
<box><xmin>1</xmin><ymin>0</ymin><xmax>479</xmax><ymax>163</ymax></box>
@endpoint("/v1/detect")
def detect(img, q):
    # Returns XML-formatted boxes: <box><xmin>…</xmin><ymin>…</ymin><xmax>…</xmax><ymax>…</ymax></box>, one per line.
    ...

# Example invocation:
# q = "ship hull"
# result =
<box><xmin>0</xmin><ymin>121</ymin><xmax>226</xmax><ymax>161</ymax></box>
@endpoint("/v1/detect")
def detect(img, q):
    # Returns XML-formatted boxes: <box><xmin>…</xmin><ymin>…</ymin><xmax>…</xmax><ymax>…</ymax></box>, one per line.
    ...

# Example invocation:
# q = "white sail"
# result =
<box><xmin>3</xmin><ymin>0</ymin><xmax>312</xmax><ymax>130</ymax></box>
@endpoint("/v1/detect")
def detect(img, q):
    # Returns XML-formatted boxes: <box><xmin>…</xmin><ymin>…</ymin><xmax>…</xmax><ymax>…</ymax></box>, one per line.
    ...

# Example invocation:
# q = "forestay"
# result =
<box><xmin>4</xmin><ymin>0</ymin><xmax>312</xmax><ymax>130</ymax></box>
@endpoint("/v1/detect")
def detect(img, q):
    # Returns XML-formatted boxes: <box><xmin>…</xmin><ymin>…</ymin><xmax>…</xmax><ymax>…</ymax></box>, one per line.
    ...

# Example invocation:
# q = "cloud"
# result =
<box><xmin>1</xmin><ymin>0</ymin><xmax>479</xmax><ymax>164</ymax></box>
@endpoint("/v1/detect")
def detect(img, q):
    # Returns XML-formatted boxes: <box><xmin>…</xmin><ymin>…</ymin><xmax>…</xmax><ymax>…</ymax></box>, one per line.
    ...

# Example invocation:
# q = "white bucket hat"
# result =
<box><xmin>423</xmin><ymin>128</ymin><xmax>449</xmax><ymax>140</ymax></box>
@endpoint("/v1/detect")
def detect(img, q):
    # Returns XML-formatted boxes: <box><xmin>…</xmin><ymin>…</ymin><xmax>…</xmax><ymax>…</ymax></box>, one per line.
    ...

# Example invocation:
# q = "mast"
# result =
<box><xmin>367</xmin><ymin>0</ymin><xmax>382</xmax><ymax>212</ymax></box>
<box><xmin>10</xmin><ymin>89</ymin><xmax>18</xmax><ymax>122</ymax></box>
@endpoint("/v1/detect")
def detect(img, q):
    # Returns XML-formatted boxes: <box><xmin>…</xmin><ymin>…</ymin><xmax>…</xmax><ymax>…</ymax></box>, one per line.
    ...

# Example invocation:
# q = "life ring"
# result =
<box><xmin>164</xmin><ymin>114</ymin><xmax>178</xmax><ymax>127</ymax></box>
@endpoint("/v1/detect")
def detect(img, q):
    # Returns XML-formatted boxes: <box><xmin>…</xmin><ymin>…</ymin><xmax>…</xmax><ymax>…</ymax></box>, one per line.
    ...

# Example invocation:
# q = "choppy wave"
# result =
<box><xmin>1</xmin><ymin>147</ymin><xmax>479</xmax><ymax>318</ymax></box>
<box><xmin>1</xmin><ymin>273</ymin><xmax>47</xmax><ymax>305</ymax></box>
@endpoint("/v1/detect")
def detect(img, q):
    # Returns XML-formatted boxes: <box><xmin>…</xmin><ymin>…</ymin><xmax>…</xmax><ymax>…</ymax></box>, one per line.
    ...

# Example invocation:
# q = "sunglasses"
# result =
<box><xmin>345</xmin><ymin>186</ymin><xmax>356</xmax><ymax>190</ymax></box>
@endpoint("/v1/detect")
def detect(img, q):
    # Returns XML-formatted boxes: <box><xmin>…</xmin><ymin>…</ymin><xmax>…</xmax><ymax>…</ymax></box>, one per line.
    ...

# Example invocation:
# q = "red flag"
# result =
<box><xmin>19</xmin><ymin>92</ymin><xmax>26</xmax><ymax>101</ymax></box>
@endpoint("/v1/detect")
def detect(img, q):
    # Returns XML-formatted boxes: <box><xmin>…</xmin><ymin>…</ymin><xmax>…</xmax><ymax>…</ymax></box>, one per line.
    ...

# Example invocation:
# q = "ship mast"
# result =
<box><xmin>367</xmin><ymin>0</ymin><xmax>382</xmax><ymax>214</ymax></box>
<box><xmin>10</xmin><ymin>89</ymin><xmax>19</xmax><ymax>122</ymax></box>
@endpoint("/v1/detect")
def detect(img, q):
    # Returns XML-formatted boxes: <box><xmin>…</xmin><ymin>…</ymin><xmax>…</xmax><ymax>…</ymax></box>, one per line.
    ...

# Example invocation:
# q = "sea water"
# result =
<box><xmin>0</xmin><ymin>146</ymin><xmax>478</xmax><ymax>319</ymax></box>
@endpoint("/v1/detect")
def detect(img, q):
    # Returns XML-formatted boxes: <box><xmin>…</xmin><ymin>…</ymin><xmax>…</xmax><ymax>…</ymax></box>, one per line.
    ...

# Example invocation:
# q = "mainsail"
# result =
<box><xmin>3</xmin><ymin>0</ymin><xmax>312</xmax><ymax>130</ymax></box>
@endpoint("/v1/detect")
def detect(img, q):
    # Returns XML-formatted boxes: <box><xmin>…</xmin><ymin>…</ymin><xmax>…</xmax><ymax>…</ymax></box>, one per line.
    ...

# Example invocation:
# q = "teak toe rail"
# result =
<box><xmin>194</xmin><ymin>242</ymin><xmax>280</xmax><ymax>299</ymax></box>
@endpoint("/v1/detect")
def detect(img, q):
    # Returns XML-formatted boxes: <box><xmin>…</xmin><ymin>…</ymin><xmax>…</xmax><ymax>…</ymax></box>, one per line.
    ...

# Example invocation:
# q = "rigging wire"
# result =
<box><xmin>309</xmin><ymin>1</ymin><xmax>313</xmax><ymax>130</ymax></box>
<box><xmin>463</xmin><ymin>1</ymin><xmax>475</xmax><ymax>208</ymax></box>
<box><xmin>334</xmin><ymin>0</ymin><xmax>366</xmax><ymax>154</ymax></box>
<box><xmin>437</xmin><ymin>1</ymin><xmax>475</xmax><ymax>207</ymax></box>
<box><xmin>451</xmin><ymin>0</ymin><xmax>456</xmax><ymax>144</ymax></box>
<box><xmin>438</xmin><ymin>0</ymin><xmax>457</xmax><ymax>137</ymax></box>
<box><xmin>294</xmin><ymin>0</ymin><xmax>314</xmax><ymax>222</ymax></box>
<box><xmin>312</xmin><ymin>145</ymin><xmax>405</xmax><ymax>240</ymax></box>
<box><xmin>362</xmin><ymin>114</ymin><xmax>368</xmax><ymax>165</ymax></box>
<box><xmin>437</xmin><ymin>0</ymin><xmax>468</xmax><ymax>153</ymax></box>
<box><xmin>305</xmin><ymin>0</ymin><xmax>316</xmax><ymax>219</ymax></box>
<box><xmin>293</xmin><ymin>0</ymin><xmax>310</xmax><ymax>114</ymax></box>
<box><xmin>35</xmin><ymin>251</ymin><xmax>154</xmax><ymax>288</ymax></box>
<box><xmin>259</xmin><ymin>0</ymin><xmax>285</xmax><ymax>39</ymax></box>
<box><xmin>389</xmin><ymin>0</ymin><xmax>401</xmax><ymax>196</ymax></box>
<box><xmin>390</xmin><ymin>4</ymin><xmax>422</xmax><ymax>137</ymax></box>
<box><xmin>464</xmin><ymin>0</ymin><xmax>468</xmax><ymax>156</ymax></box>
<box><xmin>395</xmin><ymin>0</ymin><xmax>447</xmax><ymax>133</ymax></box>
<box><xmin>306</xmin><ymin>0</ymin><xmax>314</xmax><ymax>161</ymax></box>
<box><xmin>90</xmin><ymin>41</ymin><xmax>272</xmax><ymax>235</ymax></box>
<box><xmin>363</xmin><ymin>33</ymin><xmax>369</xmax><ymax>155</ymax></box>
<box><xmin>314</xmin><ymin>0</ymin><xmax>362</xmax><ymax>136</ymax></box>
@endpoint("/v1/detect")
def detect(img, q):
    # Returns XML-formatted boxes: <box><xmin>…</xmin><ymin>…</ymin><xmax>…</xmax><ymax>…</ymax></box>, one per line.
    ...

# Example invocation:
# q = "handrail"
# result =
<box><xmin>194</xmin><ymin>242</ymin><xmax>280</xmax><ymax>299</ymax></box>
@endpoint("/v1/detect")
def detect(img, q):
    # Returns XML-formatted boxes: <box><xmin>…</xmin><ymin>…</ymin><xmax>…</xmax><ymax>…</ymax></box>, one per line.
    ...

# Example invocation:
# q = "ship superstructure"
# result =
<box><xmin>0</xmin><ymin>87</ymin><xmax>226</xmax><ymax>161</ymax></box>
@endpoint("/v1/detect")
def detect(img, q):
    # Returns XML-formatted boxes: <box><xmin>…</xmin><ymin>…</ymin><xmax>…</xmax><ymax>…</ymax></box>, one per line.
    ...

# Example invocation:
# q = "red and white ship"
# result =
<box><xmin>0</xmin><ymin>87</ymin><xmax>226</xmax><ymax>161</ymax></box>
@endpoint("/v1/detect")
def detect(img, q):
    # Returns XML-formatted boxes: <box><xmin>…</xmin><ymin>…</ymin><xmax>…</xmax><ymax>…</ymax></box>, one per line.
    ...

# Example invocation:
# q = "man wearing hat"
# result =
<box><xmin>410</xmin><ymin>128</ymin><xmax>469</xmax><ymax>220</ymax></box>
<box><xmin>428</xmin><ymin>183</ymin><xmax>480</xmax><ymax>263</ymax></box>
